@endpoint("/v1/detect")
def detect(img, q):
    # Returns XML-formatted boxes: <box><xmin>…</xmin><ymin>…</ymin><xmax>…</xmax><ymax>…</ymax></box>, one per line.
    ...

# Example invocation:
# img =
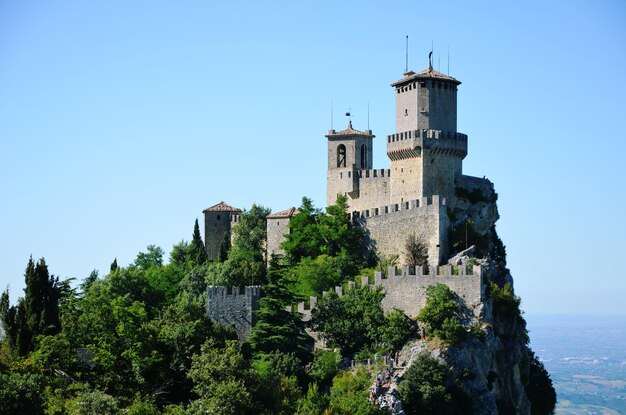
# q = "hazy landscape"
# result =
<box><xmin>527</xmin><ymin>315</ymin><xmax>626</xmax><ymax>414</ymax></box>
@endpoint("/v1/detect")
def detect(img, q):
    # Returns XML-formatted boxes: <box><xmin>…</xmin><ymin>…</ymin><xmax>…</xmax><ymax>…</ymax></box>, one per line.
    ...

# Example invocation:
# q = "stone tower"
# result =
<box><xmin>203</xmin><ymin>201</ymin><xmax>241</xmax><ymax>261</ymax></box>
<box><xmin>325</xmin><ymin>121</ymin><xmax>374</xmax><ymax>206</ymax></box>
<box><xmin>388</xmin><ymin>66</ymin><xmax>467</xmax><ymax>205</ymax></box>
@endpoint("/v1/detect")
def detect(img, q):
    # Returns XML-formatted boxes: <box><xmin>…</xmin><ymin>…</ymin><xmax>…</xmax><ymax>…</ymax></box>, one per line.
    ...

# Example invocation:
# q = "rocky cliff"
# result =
<box><xmin>395</xmin><ymin>179</ymin><xmax>555</xmax><ymax>414</ymax></box>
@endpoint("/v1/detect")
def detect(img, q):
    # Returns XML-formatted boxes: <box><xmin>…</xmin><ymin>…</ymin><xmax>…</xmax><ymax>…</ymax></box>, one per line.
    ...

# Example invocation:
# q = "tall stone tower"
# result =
<box><xmin>203</xmin><ymin>201</ymin><xmax>241</xmax><ymax>261</ymax></box>
<box><xmin>325</xmin><ymin>121</ymin><xmax>374</xmax><ymax>206</ymax></box>
<box><xmin>388</xmin><ymin>65</ymin><xmax>467</xmax><ymax>205</ymax></box>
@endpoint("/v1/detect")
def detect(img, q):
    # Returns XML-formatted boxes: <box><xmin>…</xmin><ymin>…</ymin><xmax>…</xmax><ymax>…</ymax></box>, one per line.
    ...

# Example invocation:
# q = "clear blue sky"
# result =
<box><xmin>1</xmin><ymin>1</ymin><xmax>625</xmax><ymax>314</ymax></box>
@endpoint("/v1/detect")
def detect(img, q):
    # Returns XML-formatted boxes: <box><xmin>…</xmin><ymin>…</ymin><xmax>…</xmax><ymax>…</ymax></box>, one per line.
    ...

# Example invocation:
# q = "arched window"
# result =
<box><xmin>337</xmin><ymin>144</ymin><xmax>346</xmax><ymax>168</ymax></box>
<box><xmin>360</xmin><ymin>144</ymin><xmax>367</xmax><ymax>168</ymax></box>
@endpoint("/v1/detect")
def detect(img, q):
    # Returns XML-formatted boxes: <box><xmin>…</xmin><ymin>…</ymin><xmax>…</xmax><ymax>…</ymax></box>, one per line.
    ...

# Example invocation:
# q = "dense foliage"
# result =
<box><xmin>0</xmin><ymin>196</ymin><xmax>555</xmax><ymax>414</ymax></box>
<box><xmin>417</xmin><ymin>284</ymin><xmax>467</xmax><ymax>344</ymax></box>
<box><xmin>310</xmin><ymin>286</ymin><xmax>415</xmax><ymax>356</ymax></box>
<box><xmin>283</xmin><ymin>196</ymin><xmax>369</xmax><ymax>297</ymax></box>
<box><xmin>397</xmin><ymin>353</ymin><xmax>469</xmax><ymax>415</ymax></box>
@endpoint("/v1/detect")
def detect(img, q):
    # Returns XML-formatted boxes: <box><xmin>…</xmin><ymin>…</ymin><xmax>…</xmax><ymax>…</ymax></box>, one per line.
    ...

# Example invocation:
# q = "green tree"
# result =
<box><xmin>327</xmin><ymin>368</ymin><xmax>384</xmax><ymax>415</ymax></box>
<box><xmin>296</xmin><ymin>382</ymin><xmax>328</xmax><ymax>415</ymax></box>
<box><xmin>191</xmin><ymin>218</ymin><xmax>207</xmax><ymax>265</ymax></box>
<box><xmin>417</xmin><ymin>284</ymin><xmax>466</xmax><ymax>344</ymax></box>
<box><xmin>169</xmin><ymin>240</ymin><xmax>194</xmax><ymax>268</ymax></box>
<box><xmin>134</xmin><ymin>245</ymin><xmax>164</xmax><ymax>270</ymax></box>
<box><xmin>218</xmin><ymin>204</ymin><xmax>271</xmax><ymax>286</ymax></box>
<box><xmin>252</xmin><ymin>352</ymin><xmax>304</xmax><ymax>415</ymax></box>
<box><xmin>110</xmin><ymin>258</ymin><xmax>118</xmax><ymax>272</ymax></box>
<box><xmin>0</xmin><ymin>257</ymin><xmax>61</xmax><ymax>356</ymax></box>
<box><xmin>0</xmin><ymin>372</ymin><xmax>45</xmax><ymax>415</ymax></box>
<box><xmin>310</xmin><ymin>286</ymin><xmax>385</xmax><ymax>356</ymax></box>
<box><xmin>153</xmin><ymin>290</ymin><xmax>218</xmax><ymax>404</ymax></box>
<box><xmin>308</xmin><ymin>349</ymin><xmax>342</xmax><ymax>390</ymax></box>
<box><xmin>397</xmin><ymin>353</ymin><xmax>468</xmax><ymax>415</ymax></box>
<box><xmin>381</xmin><ymin>309</ymin><xmax>417</xmax><ymax>352</ymax></box>
<box><xmin>283</xmin><ymin>196</ymin><xmax>367</xmax><ymax>267</ymax></box>
<box><xmin>66</xmin><ymin>389</ymin><xmax>119</xmax><ymax>415</ymax></box>
<box><xmin>282</xmin><ymin>197</ymin><xmax>323</xmax><ymax>264</ymax></box>
<box><xmin>188</xmin><ymin>340</ymin><xmax>255</xmax><ymax>415</ymax></box>
<box><xmin>249</xmin><ymin>269</ymin><xmax>313</xmax><ymax>363</ymax></box>
<box><xmin>289</xmin><ymin>254</ymin><xmax>358</xmax><ymax>298</ymax></box>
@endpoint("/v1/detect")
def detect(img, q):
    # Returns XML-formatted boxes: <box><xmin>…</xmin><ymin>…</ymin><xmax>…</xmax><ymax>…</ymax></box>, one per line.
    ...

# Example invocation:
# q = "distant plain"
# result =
<box><xmin>527</xmin><ymin>315</ymin><xmax>626</xmax><ymax>414</ymax></box>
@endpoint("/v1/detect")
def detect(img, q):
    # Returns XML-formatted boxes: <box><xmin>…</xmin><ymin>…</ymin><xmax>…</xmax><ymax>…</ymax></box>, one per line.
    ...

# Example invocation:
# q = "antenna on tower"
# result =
<box><xmin>345</xmin><ymin>107</ymin><xmax>352</xmax><ymax>125</ymax></box>
<box><xmin>405</xmin><ymin>35</ymin><xmax>409</xmax><ymax>73</ymax></box>
<box><xmin>429</xmin><ymin>40</ymin><xmax>433</xmax><ymax>71</ymax></box>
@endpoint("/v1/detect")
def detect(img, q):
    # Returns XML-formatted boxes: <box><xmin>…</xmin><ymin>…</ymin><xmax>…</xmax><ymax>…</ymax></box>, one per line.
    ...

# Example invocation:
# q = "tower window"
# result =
<box><xmin>337</xmin><ymin>144</ymin><xmax>346</xmax><ymax>168</ymax></box>
<box><xmin>217</xmin><ymin>215</ymin><xmax>221</xmax><ymax>220</ymax></box>
<box><xmin>404</xmin><ymin>109</ymin><xmax>408</xmax><ymax>116</ymax></box>
<box><xmin>360</xmin><ymin>144</ymin><xmax>367</xmax><ymax>168</ymax></box>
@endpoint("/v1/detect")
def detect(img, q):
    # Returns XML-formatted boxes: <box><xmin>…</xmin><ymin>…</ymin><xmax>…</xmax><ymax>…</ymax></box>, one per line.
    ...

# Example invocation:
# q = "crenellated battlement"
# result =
<box><xmin>206</xmin><ymin>285</ymin><xmax>261</xmax><ymax>340</ymax></box>
<box><xmin>290</xmin><ymin>263</ymin><xmax>483</xmax><ymax>322</ymax></box>
<box><xmin>356</xmin><ymin>168</ymin><xmax>391</xmax><ymax>180</ymax></box>
<box><xmin>386</xmin><ymin>129</ymin><xmax>468</xmax><ymax>160</ymax></box>
<box><xmin>351</xmin><ymin>195</ymin><xmax>445</xmax><ymax>221</ymax></box>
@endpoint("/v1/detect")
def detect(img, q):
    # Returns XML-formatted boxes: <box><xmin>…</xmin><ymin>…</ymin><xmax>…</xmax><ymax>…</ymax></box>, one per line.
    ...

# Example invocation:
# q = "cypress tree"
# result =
<box><xmin>192</xmin><ymin>218</ymin><xmax>207</xmax><ymax>265</ymax></box>
<box><xmin>110</xmin><ymin>258</ymin><xmax>118</xmax><ymax>272</ymax></box>
<box><xmin>0</xmin><ymin>257</ymin><xmax>61</xmax><ymax>356</ymax></box>
<box><xmin>249</xmin><ymin>266</ymin><xmax>313</xmax><ymax>363</ymax></box>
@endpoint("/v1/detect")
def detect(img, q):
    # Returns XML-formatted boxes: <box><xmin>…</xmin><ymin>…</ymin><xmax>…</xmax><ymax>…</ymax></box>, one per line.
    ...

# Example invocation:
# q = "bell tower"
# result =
<box><xmin>325</xmin><ymin>121</ymin><xmax>374</xmax><ymax>206</ymax></box>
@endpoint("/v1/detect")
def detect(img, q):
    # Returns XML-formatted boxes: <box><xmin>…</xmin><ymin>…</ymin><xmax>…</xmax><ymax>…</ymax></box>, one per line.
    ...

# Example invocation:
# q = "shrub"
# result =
<box><xmin>397</xmin><ymin>353</ymin><xmax>469</xmax><ymax>415</ymax></box>
<box><xmin>487</xmin><ymin>282</ymin><xmax>521</xmax><ymax>318</ymax></box>
<box><xmin>417</xmin><ymin>284</ymin><xmax>466</xmax><ymax>344</ymax></box>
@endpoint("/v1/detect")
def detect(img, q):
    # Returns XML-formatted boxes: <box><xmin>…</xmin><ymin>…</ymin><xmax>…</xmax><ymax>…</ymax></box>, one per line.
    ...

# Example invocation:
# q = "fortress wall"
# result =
<box><xmin>358</xmin><ymin>195</ymin><xmax>449</xmax><ymax>267</ymax></box>
<box><xmin>390</xmin><ymin>157</ymin><xmax>424</xmax><ymax>203</ymax></box>
<box><xmin>423</xmin><ymin>152</ymin><xmax>462</xmax><ymax>205</ymax></box>
<box><xmin>206</xmin><ymin>286</ymin><xmax>260</xmax><ymax>340</ymax></box>
<box><xmin>349</xmin><ymin>169</ymin><xmax>391</xmax><ymax>211</ymax></box>
<box><xmin>291</xmin><ymin>264</ymin><xmax>483</xmax><ymax>324</ymax></box>
<box><xmin>327</xmin><ymin>166</ymin><xmax>357</xmax><ymax>206</ymax></box>
<box><xmin>373</xmin><ymin>265</ymin><xmax>483</xmax><ymax>318</ymax></box>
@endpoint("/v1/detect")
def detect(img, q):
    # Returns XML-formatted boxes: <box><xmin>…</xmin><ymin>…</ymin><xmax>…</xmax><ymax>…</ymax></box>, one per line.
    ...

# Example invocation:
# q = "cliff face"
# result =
<box><xmin>396</xmin><ymin>179</ymin><xmax>550</xmax><ymax>414</ymax></box>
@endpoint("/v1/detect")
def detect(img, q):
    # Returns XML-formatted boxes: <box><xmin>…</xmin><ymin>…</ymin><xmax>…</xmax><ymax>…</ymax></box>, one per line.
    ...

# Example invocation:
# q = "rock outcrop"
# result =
<box><xmin>393</xmin><ymin>180</ymin><xmax>550</xmax><ymax>414</ymax></box>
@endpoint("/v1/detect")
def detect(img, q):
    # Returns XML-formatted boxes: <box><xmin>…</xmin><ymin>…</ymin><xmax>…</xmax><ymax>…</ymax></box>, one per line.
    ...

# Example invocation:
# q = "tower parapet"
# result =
<box><xmin>387</xmin><ymin>129</ymin><xmax>467</xmax><ymax>161</ymax></box>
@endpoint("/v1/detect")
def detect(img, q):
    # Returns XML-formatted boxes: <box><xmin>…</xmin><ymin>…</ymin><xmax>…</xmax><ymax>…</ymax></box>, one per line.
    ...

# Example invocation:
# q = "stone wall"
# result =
<box><xmin>266</xmin><ymin>217</ymin><xmax>290</xmax><ymax>258</ymax></box>
<box><xmin>356</xmin><ymin>195</ymin><xmax>449</xmax><ymax>267</ymax></box>
<box><xmin>372</xmin><ymin>265</ymin><xmax>483</xmax><ymax>318</ymax></box>
<box><xmin>206</xmin><ymin>286</ymin><xmax>260</xmax><ymax>340</ymax></box>
<box><xmin>292</xmin><ymin>264</ymin><xmax>483</xmax><ymax>322</ymax></box>
<box><xmin>204</xmin><ymin>211</ymin><xmax>239</xmax><ymax>261</ymax></box>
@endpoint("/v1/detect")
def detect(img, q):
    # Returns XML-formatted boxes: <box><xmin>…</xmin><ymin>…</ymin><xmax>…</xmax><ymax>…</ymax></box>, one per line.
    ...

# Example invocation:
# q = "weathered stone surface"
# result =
<box><xmin>448</xmin><ymin>244</ymin><xmax>476</xmax><ymax>266</ymax></box>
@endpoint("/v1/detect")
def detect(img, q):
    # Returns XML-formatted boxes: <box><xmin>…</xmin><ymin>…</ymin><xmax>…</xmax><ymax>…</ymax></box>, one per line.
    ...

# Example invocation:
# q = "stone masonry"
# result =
<box><xmin>206</xmin><ymin>285</ymin><xmax>260</xmax><ymax>340</ymax></box>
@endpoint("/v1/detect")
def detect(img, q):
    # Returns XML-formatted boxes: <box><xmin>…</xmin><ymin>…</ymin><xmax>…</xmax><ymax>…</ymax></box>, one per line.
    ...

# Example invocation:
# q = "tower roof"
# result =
<box><xmin>267</xmin><ymin>207</ymin><xmax>299</xmax><ymax>219</ymax></box>
<box><xmin>391</xmin><ymin>68</ymin><xmax>461</xmax><ymax>87</ymax></box>
<box><xmin>202</xmin><ymin>201</ymin><xmax>242</xmax><ymax>213</ymax></box>
<box><xmin>326</xmin><ymin>121</ymin><xmax>374</xmax><ymax>138</ymax></box>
